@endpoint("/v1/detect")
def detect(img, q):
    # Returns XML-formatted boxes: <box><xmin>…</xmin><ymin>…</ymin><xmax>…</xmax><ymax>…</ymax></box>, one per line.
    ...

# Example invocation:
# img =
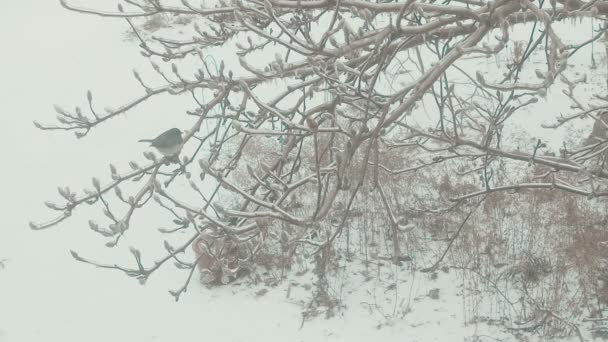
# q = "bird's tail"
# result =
<box><xmin>138</xmin><ymin>139</ymin><xmax>153</xmax><ymax>143</ymax></box>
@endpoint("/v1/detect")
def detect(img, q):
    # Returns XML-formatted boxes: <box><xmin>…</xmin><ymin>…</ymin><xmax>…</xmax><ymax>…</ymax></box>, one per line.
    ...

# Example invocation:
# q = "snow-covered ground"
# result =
<box><xmin>0</xmin><ymin>1</ymin><xmax>603</xmax><ymax>341</ymax></box>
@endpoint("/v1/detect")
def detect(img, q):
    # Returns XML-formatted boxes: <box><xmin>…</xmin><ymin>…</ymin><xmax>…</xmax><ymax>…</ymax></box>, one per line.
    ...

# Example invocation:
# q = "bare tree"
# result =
<box><xmin>30</xmin><ymin>0</ymin><xmax>608</xmax><ymax>303</ymax></box>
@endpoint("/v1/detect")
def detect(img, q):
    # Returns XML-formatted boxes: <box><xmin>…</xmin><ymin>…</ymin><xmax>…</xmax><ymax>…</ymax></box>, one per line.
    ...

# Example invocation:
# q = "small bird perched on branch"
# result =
<box><xmin>139</xmin><ymin>128</ymin><xmax>183</xmax><ymax>156</ymax></box>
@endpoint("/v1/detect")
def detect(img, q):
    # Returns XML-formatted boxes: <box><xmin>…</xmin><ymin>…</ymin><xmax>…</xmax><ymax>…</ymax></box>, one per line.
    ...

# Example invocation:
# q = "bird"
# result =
<box><xmin>139</xmin><ymin>128</ymin><xmax>184</xmax><ymax>156</ymax></box>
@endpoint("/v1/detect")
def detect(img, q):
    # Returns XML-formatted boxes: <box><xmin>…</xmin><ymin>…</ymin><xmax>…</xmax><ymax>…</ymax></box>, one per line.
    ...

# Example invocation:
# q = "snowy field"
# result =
<box><xmin>0</xmin><ymin>1</ymin><xmax>604</xmax><ymax>341</ymax></box>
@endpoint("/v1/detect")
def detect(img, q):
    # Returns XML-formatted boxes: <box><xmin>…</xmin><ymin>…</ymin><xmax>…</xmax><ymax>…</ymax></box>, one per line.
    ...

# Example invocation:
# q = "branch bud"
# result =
<box><xmin>88</xmin><ymin>220</ymin><xmax>99</xmax><ymax>231</ymax></box>
<box><xmin>199</xmin><ymin>159</ymin><xmax>210</xmax><ymax>171</ymax></box>
<box><xmin>45</xmin><ymin>201</ymin><xmax>61</xmax><ymax>210</ymax></box>
<box><xmin>164</xmin><ymin>240</ymin><xmax>175</xmax><ymax>253</ymax></box>
<box><xmin>92</xmin><ymin>177</ymin><xmax>101</xmax><ymax>191</ymax></box>
<box><xmin>114</xmin><ymin>186</ymin><xmax>123</xmax><ymax>200</ymax></box>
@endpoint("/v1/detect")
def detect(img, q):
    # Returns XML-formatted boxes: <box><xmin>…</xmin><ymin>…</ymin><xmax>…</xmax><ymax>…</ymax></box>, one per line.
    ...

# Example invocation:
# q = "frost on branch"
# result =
<box><xmin>31</xmin><ymin>0</ymin><xmax>608</xmax><ymax>336</ymax></box>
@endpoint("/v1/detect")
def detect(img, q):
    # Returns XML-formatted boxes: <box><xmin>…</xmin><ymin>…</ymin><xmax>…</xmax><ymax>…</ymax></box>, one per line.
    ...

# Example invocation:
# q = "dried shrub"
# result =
<box><xmin>192</xmin><ymin>228</ymin><xmax>252</xmax><ymax>285</ymax></box>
